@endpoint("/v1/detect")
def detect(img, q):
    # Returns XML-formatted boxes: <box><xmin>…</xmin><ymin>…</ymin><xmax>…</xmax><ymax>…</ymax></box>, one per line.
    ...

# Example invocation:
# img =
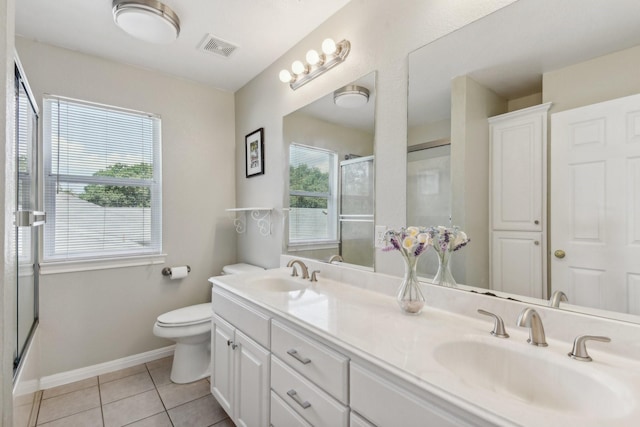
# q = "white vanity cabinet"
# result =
<box><xmin>489</xmin><ymin>103</ymin><xmax>550</xmax><ymax>299</ymax></box>
<box><xmin>270</xmin><ymin>320</ymin><xmax>350</xmax><ymax>427</ymax></box>
<box><xmin>350</xmin><ymin>363</ymin><xmax>488</xmax><ymax>427</ymax></box>
<box><xmin>211</xmin><ymin>289</ymin><xmax>270</xmax><ymax>427</ymax></box>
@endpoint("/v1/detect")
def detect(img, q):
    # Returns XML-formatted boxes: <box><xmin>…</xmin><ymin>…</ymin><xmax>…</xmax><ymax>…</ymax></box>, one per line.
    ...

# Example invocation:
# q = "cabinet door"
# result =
<box><xmin>211</xmin><ymin>315</ymin><xmax>235</xmax><ymax>417</ymax></box>
<box><xmin>491</xmin><ymin>231</ymin><xmax>543</xmax><ymax>298</ymax></box>
<box><xmin>234</xmin><ymin>330</ymin><xmax>270</xmax><ymax>427</ymax></box>
<box><xmin>490</xmin><ymin>110</ymin><xmax>544</xmax><ymax>231</ymax></box>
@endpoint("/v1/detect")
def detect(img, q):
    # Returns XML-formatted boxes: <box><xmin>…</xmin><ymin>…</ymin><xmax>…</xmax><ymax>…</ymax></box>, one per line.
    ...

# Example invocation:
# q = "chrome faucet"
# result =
<box><xmin>286</xmin><ymin>259</ymin><xmax>309</xmax><ymax>279</ymax></box>
<box><xmin>516</xmin><ymin>307</ymin><xmax>548</xmax><ymax>347</ymax></box>
<box><xmin>328</xmin><ymin>254</ymin><xmax>343</xmax><ymax>263</ymax></box>
<box><xmin>549</xmin><ymin>290</ymin><xmax>568</xmax><ymax>308</ymax></box>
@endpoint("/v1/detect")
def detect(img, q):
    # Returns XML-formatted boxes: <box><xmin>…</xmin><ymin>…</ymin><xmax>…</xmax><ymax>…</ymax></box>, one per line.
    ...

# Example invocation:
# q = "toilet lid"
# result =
<box><xmin>157</xmin><ymin>303</ymin><xmax>212</xmax><ymax>327</ymax></box>
<box><xmin>223</xmin><ymin>263</ymin><xmax>264</xmax><ymax>275</ymax></box>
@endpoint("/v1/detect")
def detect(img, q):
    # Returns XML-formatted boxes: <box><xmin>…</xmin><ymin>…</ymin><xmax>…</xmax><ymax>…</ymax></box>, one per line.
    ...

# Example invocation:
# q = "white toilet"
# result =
<box><xmin>153</xmin><ymin>263</ymin><xmax>263</xmax><ymax>383</ymax></box>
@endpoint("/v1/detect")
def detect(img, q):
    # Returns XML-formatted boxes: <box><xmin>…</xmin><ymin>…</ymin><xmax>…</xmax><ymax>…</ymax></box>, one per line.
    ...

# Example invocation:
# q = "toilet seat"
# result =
<box><xmin>156</xmin><ymin>303</ymin><xmax>212</xmax><ymax>327</ymax></box>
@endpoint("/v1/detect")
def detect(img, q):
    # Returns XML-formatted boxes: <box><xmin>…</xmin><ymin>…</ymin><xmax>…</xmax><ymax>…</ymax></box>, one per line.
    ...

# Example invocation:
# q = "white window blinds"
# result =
<box><xmin>289</xmin><ymin>144</ymin><xmax>337</xmax><ymax>243</ymax></box>
<box><xmin>43</xmin><ymin>96</ymin><xmax>162</xmax><ymax>261</ymax></box>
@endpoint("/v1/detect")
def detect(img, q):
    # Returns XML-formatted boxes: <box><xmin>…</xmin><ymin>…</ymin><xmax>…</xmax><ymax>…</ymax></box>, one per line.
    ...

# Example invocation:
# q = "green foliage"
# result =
<box><xmin>80</xmin><ymin>163</ymin><xmax>152</xmax><ymax>207</ymax></box>
<box><xmin>289</xmin><ymin>163</ymin><xmax>329</xmax><ymax>208</ymax></box>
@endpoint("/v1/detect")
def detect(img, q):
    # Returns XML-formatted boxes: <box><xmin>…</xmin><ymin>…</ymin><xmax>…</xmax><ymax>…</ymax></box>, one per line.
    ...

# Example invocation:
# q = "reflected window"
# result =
<box><xmin>289</xmin><ymin>144</ymin><xmax>338</xmax><ymax>244</ymax></box>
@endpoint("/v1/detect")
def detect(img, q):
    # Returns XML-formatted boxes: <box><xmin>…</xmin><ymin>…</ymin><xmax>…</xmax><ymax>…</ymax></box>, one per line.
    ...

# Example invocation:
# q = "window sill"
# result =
<box><xmin>288</xmin><ymin>241</ymin><xmax>339</xmax><ymax>252</ymax></box>
<box><xmin>39</xmin><ymin>253</ymin><xmax>167</xmax><ymax>275</ymax></box>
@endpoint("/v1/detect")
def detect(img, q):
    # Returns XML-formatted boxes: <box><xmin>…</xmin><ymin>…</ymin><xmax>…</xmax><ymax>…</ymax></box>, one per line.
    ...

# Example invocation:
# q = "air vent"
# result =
<box><xmin>198</xmin><ymin>34</ymin><xmax>238</xmax><ymax>58</ymax></box>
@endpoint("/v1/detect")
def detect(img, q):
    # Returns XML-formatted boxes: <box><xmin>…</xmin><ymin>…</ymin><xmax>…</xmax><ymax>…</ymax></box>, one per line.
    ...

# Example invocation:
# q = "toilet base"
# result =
<box><xmin>170</xmin><ymin>340</ymin><xmax>211</xmax><ymax>384</ymax></box>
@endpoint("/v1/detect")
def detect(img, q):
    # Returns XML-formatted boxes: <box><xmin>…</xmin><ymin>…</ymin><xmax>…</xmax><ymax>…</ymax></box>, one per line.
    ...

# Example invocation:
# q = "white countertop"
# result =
<box><xmin>210</xmin><ymin>267</ymin><xmax>640</xmax><ymax>427</ymax></box>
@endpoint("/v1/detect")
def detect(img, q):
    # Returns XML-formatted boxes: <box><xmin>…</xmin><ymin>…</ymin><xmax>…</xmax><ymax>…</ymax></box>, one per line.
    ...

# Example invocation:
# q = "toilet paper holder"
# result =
<box><xmin>162</xmin><ymin>266</ymin><xmax>191</xmax><ymax>276</ymax></box>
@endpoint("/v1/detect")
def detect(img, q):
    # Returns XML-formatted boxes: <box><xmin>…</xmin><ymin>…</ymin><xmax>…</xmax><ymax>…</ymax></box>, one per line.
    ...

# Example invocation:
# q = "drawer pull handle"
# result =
<box><xmin>287</xmin><ymin>389</ymin><xmax>311</xmax><ymax>409</ymax></box>
<box><xmin>287</xmin><ymin>349</ymin><xmax>311</xmax><ymax>365</ymax></box>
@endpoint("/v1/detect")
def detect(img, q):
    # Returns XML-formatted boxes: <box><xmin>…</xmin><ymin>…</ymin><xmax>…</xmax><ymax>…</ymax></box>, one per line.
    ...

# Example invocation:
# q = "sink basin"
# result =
<box><xmin>433</xmin><ymin>339</ymin><xmax>634</xmax><ymax>418</ymax></box>
<box><xmin>242</xmin><ymin>276</ymin><xmax>309</xmax><ymax>293</ymax></box>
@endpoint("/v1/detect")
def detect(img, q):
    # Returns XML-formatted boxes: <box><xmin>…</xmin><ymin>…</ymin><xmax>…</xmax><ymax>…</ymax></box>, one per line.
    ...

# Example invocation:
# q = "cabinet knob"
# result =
<box><xmin>534</xmin><ymin>241</ymin><xmax>540</xmax><ymax>246</ymax></box>
<box><xmin>554</xmin><ymin>249</ymin><xmax>566</xmax><ymax>259</ymax></box>
<box><xmin>534</xmin><ymin>220</ymin><xmax>540</xmax><ymax>225</ymax></box>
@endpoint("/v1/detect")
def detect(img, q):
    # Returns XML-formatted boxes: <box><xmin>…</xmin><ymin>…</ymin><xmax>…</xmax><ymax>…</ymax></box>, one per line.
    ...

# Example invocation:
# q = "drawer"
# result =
<box><xmin>270</xmin><ymin>390</ymin><xmax>312</xmax><ymax>427</ymax></box>
<box><xmin>271</xmin><ymin>320</ymin><xmax>349</xmax><ymax>403</ymax></box>
<box><xmin>350</xmin><ymin>363</ymin><xmax>461</xmax><ymax>427</ymax></box>
<box><xmin>271</xmin><ymin>357</ymin><xmax>348</xmax><ymax>427</ymax></box>
<box><xmin>213</xmin><ymin>287</ymin><xmax>270</xmax><ymax>348</ymax></box>
<box><xmin>350</xmin><ymin>411</ymin><xmax>376</xmax><ymax>427</ymax></box>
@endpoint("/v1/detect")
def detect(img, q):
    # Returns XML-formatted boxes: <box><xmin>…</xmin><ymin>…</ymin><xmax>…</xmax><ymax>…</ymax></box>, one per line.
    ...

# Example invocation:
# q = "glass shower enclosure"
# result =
<box><xmin>339</xmin><ymin>155</ymin><xmax>374</xmax><ymax>268</ymax></box>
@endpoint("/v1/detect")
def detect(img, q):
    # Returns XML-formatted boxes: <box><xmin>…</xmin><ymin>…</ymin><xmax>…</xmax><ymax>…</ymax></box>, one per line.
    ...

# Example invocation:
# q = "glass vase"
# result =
<box><xmin>397</xmin><ymin>256</ymin><xmax>426</xmax><ymax>315</ymax></box>
<box><xmin>433</xmin><ymin>251</ymin><xmax>457</xmax><ymax>288</ymax></box>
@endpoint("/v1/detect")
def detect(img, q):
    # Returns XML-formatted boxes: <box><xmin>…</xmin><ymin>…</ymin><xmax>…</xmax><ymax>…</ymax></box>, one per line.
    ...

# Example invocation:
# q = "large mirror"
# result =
<box><xmin>284</xmin><ymin>72</ymin><xmax>376</xmax><ymax>269</ymax></box>
<box><xmin>408</xmin><ymin>0</ymin><xmax>640</xmax><ymax>323</ymax></box>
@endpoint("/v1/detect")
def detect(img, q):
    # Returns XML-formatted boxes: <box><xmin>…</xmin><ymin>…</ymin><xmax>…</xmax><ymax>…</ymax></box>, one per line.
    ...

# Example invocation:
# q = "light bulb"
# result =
<box><xmin>279</xmin><ymin>69</ymin><xmax>293</xmax><ymax>83</ymax></box>
<box><xmin>306</xmin><ymin>49</ymin><xmax>321</xmax><ymax>65</ymax></box>
<box><xmin>291</xmin><ymin>60</ymin><xmax>306</xmax><ymax>75</ymax></box>
<box><xmin>321</xmin><ymin>38</ymin><xmax>337</xmax><ymax>55</ymax></box>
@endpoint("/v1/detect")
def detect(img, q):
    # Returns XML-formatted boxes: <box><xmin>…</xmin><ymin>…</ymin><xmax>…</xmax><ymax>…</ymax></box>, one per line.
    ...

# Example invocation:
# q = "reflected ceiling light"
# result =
<box><xmin>112</xmin><ymin>0</ymin><xmax>181</xmax><ymax>44</ymax></box>
<box><xmin>334</xmin><ymin>85</ymin><xmax>370</xmax><ymax>108</ymax></box>
<box><xmin>279</xmin><ymin>38</ymin><xmax>351</xmax><ymax>90</ymax></box>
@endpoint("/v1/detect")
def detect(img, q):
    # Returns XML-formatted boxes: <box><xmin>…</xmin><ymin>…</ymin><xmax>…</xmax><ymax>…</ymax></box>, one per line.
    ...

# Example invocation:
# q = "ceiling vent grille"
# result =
<box><xmin>198</xmin><ymin>34</ymin><xmax>238</xmax><ymax>58</ymax></box>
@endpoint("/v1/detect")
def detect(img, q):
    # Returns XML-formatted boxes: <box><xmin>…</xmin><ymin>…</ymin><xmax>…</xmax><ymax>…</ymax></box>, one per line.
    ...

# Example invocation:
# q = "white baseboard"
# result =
<box><xmin>39</xmin><ymin>345</ymin><xmax>175</xmax><ymax>390</ymax></box>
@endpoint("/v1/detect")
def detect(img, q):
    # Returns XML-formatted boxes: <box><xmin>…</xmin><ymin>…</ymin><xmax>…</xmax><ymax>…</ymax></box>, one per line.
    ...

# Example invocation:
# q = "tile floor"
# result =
<box><xmin>31</xmin><ymin>357</ymin><xmax>235</xmax><ymax>427</ymax></box>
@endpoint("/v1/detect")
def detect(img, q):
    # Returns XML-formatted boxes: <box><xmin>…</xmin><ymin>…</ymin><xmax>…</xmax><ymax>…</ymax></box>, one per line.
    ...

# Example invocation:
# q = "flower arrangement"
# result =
<box><xmin>382</xmin><ymin>226</ymin><xmax>431</xmax><ymax>314</ymax></box>
<box><xmin>382</xmin><ymin>226</ymin><xmax>432</xmax><ymax>261</ymax></box>
<box><xmin>425</xmin><ymin>226</ymin><xmax>470</xmax><ymax>288</ymax></box>
<box><xmin>425</xmin><ymin>226</ymin><xmax>470</xmax><ymax>255</ymax></box>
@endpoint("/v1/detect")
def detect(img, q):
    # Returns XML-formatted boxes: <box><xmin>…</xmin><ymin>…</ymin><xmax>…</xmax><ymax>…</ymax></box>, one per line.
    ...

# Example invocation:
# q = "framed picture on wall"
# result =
<box><xmin>245</xmin><ymin>128</ymin><xmax>265</xmax><ymax>178</ymax></box>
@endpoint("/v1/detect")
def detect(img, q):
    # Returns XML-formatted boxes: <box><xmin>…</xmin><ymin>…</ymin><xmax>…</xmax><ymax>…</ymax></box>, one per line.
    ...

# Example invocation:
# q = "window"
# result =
<box><xmin>288</xmin><ymin>144</ymin><xmax>338</xmax><ymax>244</ymax></box>
<box><xmin>43</xmin><ymin>96</ymin><xmax>162</xmax><ymax>262</ymax></box>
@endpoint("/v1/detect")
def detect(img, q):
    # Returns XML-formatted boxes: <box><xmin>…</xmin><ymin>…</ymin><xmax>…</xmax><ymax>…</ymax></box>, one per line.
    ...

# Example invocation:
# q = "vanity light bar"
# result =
<box><xmin>279</xmin><ymin>39</ymin><xmax>351</xmax><ymax>90</ymax></box>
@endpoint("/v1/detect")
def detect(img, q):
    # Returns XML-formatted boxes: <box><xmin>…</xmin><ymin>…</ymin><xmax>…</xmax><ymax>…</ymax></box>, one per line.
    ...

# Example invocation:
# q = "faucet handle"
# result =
<box><xmin>568</xmin><ymin>335</ymin><xmax>611</xmax><ymax>362</ymax></box>
<box><xmin>477</xmin><ymin>309</ymin><xmax>510</xmax><ymax>338</ymax></box>
<box><xmin>290</xmin><ymin>266</ymin><xmax>299</xmax><ymax>277</ymax></box>
<box><xmin>310</xmin><ymin>270</ymin><xmax>320</xmax><ymax>282</ymax></box>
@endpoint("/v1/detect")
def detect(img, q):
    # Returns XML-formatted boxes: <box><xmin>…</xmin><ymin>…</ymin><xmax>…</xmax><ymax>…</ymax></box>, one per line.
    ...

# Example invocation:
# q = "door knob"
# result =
<box><xmin>554</xmin><ymin>250</ymin><xmax>566</xmax><ymax>259</ymax></box>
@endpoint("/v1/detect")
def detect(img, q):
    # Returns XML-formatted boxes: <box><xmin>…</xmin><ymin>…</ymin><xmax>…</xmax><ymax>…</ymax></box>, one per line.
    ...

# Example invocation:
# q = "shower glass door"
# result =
<box><xmin>14</xmin><ymin>61</ymin><xmax>40</xmax><ymax>374</ymax></box>
<box><xmin>339</xmin><ymin>156</ymin><xmax>374</xmax><ymax>268</ymax></box>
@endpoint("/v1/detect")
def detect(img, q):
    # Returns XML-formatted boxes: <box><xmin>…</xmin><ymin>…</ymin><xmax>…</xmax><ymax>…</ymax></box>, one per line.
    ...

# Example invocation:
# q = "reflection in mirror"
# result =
<box><xmin>407</xmin><ymin>0</ymin><xmax>640</xmax><ymax>323</ymax></box>
<box><xmin>407</xmin><ymin>140</ymin><xmax>451</xmax><ymax>278</ymax></box>
<box><xmin>284</xmin><ymin>72</ymin><xmax>376</xmax><ymax>269</ymax></box>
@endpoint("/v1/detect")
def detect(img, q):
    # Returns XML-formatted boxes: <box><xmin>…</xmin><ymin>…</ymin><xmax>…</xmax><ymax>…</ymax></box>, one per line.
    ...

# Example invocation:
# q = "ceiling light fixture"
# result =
<box><xmin>333</xmin><ymin>85</ymin><xmax>370</xmax><ymax>108</ymax></box>
<box><xmin>279</xmin><ymin>38</ymin><xmax>351</xmax><ymax>90</ymax></box>
<box><xmin>112</xmin><ymin>0</ymin><xmax>181</xmax><ymax>44</ymax></box>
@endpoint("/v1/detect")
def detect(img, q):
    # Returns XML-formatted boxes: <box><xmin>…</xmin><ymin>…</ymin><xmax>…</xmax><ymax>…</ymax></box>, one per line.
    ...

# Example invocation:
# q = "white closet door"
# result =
<box><xmin>551</xmin><ymin>93</ymin><xmax>640</xmax><ymax>314</ymax></box>
<box><xmin>491</xmin><ymin>231</ymin><xmax>542</xmax><ymax>298</ymax></box>
<box><xmin>490</xmin><ymin>112</ymin><xmax>544</xmax><ymax>231</ymax></box>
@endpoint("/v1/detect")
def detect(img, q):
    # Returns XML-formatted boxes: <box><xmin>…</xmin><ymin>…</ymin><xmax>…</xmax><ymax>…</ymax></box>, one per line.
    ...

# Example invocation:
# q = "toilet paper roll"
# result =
<box><xmin>170</xmin><ymin>266</ymin><xmax>189</xmax><ymax>280</ymax></box>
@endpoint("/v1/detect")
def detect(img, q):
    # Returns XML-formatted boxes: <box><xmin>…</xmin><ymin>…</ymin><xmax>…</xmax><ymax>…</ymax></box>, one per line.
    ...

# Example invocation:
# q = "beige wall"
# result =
<box><xmin>408</xmin><ymin>118</ymin><xmax>451</xmax><ymax>147</ymax></box>
<box><xmin>450</xmin><ymin>75</ymin><xmax>506</xmax><ymax>288</ymax></box>
<box><xmin>543</xmin><ymin>44</ymin><xmax>640</xmax><ymax>114</ymax></box>
<box><xmin>234</xmin><ymin>0</ymin><xmax>517</xmax><ymax>275</ymax></box>
<box><xmin>15</xmin><ymin>37</ymin><xmax>237</xmax><ymax>376</ymax></box>
<box><xmin>284</xmin><ymin>112</ymin><xmax>374</xmax><ymax>162</ymax></box>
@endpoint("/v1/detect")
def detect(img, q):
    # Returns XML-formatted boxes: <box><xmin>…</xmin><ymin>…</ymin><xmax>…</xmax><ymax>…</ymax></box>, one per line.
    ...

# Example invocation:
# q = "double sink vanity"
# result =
<box><xmin>209</xmin><ymin>257</ymin><xmax>640</xmax><ymax>427</ymax></box>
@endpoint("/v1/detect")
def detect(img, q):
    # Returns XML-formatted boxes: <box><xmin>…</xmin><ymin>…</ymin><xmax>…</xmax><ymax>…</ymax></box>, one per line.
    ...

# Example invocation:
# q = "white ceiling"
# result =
<box><xmin>408</xmin><ymin>0</ymin><xmax>640</xmax><ymax>127</ymax></box>
<box><xmin>15</xmin><ymin>0</ymin><xmax>351</xmax><ymax>92</ymax></box>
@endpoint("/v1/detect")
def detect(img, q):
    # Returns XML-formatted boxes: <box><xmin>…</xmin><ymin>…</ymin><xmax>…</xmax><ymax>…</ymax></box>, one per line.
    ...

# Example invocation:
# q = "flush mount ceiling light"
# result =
<box><xmin>112</xmin><ymin>0</ymin><xmax>181</xmax><ymax>44</ymax></box>
<box><xmin>334</xmin><ymin>85</ymin><xmax>370</xmax><ymax>108</ymax></box>
<box><xmin>279</xmin><ymin>38</ymin><xmax>351</xmax><ymax>90</ymax></box>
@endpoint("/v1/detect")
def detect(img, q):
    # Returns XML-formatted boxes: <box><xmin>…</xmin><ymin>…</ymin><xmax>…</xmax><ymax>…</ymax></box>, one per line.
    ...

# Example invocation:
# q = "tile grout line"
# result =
<box><xmin>97</xmin><ymin>375</ymin><xmax>106</xmax><ymax>427</ymax></box>
<box><xmin>145</xmin><ymin>361</ymin><xmax>175</xmax><ymax>427</ymax></box>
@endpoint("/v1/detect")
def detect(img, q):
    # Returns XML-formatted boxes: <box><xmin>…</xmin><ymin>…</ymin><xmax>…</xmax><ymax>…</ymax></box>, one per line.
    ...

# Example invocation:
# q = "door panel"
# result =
<box><xmin>551</xmin><ymin>93</ymin><xmax>640</xmax><ymax>313</ymax></box>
